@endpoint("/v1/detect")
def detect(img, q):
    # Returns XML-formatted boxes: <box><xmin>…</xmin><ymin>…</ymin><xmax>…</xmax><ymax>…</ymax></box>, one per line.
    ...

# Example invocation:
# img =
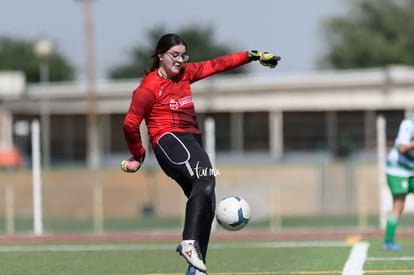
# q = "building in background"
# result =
<box><xmin>0</xmin><ymin>66</ymin><xmax>413</xmax><ymax>167</ymax></box>
<box><xmin>0</xmin><ymin>71</ymin><xmax>25</xmax><ymax>168</ymax></box>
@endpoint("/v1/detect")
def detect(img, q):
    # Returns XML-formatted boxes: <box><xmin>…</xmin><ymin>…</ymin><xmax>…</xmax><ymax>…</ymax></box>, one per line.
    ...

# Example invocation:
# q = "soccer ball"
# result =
<box><xmin>216</xmin><ymin>196</ymin><xmax>250</xmax><ymax>231</ymax></box>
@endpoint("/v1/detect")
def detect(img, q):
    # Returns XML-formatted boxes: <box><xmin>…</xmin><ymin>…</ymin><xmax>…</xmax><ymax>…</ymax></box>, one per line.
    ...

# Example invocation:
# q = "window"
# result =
<box><xmin>243</xmin><ymin>112</ymin><xmax>269</xmax><ymax>152</ymax></box>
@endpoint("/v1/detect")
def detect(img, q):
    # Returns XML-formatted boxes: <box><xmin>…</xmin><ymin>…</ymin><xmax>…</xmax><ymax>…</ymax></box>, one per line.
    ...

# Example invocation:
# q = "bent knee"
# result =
<box><xmin>194</xmin><ymin>176</ymin><xmax>216</xmax><ymax>197</ymax></box>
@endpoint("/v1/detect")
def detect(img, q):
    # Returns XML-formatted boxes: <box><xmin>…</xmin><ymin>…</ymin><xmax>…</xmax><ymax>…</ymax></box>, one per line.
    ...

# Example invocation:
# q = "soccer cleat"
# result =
<box><xmin>383</xmin><ymin>241</ymin><xmax>405</xmax><ymax>251</ymax></box>
<box><xmin>176</xmin><ymin>240</ymin><xmax>206</xmax><ymax>272</ymax></box>
<box><xmin>186</xmin><ymin>265</ymin><xmax>208</xmax><ymax>275</ymax></box>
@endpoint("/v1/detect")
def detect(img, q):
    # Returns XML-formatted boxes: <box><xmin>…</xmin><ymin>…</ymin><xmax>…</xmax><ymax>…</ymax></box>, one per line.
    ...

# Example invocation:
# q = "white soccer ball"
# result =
<box><xmin>216</xmin><ymin>196</ymin><xmax>250</xmax><ymax>231</ymax></box>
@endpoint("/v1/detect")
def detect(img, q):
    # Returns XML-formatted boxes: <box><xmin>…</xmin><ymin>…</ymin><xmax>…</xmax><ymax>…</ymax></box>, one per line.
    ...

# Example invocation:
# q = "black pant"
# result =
<box><xmin>154</xmin><ymin>131</ymin><xmax>216</xmax><ymax>262</ymax></box>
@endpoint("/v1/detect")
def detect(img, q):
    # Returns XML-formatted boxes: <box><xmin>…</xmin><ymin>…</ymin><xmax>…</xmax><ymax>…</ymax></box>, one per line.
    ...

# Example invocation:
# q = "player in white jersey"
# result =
<box><xmin>384</xmin><ymin>116</ymin><xmax>414</xmax><ymax>251</ymax></box>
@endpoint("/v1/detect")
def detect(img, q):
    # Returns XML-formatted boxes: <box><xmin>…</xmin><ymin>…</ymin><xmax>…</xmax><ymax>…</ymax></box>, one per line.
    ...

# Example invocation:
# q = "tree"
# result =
<box><xmin>0</xmin><ymin>36</ymin><xmax>74</xmax><ymax>83</ymax></box>
<box><xmin>318</xmin><ymin>0</ymin><xmax>414</xmax><ymax>69</ymax></box>
<box><xmin>108</xmin><ymin>25</ymin><xmax>247</xmax><ymax>79</ymax></box>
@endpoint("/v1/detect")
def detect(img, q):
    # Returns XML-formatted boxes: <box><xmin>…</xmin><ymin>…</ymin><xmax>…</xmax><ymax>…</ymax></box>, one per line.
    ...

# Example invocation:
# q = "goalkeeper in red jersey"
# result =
<box><xmin>121</xmin><ymin>33</ymin><xmax>280</xmax><ymax>274</ymax></box>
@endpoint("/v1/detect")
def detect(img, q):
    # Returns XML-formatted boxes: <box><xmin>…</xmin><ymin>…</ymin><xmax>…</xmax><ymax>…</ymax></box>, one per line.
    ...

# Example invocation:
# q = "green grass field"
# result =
<box><xmin>0</xmin><ymin>236</ymin><xmax>414</xmax><ymax>274</ymax></box>
<box><xmin>7</xmin><ymin>214</ymin><xmax>414</xmax><ymax>233</ymax></box>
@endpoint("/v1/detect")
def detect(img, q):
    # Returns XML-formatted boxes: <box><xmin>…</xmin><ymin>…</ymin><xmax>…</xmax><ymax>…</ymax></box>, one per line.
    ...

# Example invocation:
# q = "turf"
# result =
<box><xmin>4</xmin><ymin>214</ymin><xmax>414</xmax><ymax>233</ymax></box>
<box><xmin>0</xmin><ymin>238</ymin><xmax>414</xmax><ymax>274</ymax></box>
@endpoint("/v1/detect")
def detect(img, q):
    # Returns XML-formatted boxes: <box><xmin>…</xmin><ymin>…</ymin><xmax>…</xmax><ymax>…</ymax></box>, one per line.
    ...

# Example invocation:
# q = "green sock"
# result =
<box><xmin>385</xmin><ymin>215</ymin><xmax>399</xmax><ymax>243</ymax></box>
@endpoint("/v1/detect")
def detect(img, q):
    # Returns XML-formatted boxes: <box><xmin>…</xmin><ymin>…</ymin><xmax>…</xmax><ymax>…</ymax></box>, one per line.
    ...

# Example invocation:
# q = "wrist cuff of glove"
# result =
<box><xmin>134</xmin><ymin>154</ymin><xmax>145</xmax><ymax>164</ymax></box>
<box><xmin>248</xmin><ymin>50</ymin><xmax>261</xmax><ymax>61</ymax></box>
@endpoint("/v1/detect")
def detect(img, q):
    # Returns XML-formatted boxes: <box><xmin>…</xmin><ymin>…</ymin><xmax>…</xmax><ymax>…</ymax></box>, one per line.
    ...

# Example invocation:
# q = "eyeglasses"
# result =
<box><xmin>166</xmin><ymin>51</ymin><xmax>190</xmax><ymax>62</ymax></box>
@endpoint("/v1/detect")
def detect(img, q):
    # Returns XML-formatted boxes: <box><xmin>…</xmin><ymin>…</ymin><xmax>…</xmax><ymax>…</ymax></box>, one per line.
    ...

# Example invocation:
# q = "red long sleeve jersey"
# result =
<box><xmin>123</xmin><ymin>51</ymin><xmax>251</xmax><ymax>159</ymax></box>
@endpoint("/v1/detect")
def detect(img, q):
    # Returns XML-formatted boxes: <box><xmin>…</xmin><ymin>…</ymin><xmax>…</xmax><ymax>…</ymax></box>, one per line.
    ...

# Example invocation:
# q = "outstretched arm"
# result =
<box><xmin>187</xmin><ymin>51</ymin><xmax>281</xmax><ymax>82</ymax></box>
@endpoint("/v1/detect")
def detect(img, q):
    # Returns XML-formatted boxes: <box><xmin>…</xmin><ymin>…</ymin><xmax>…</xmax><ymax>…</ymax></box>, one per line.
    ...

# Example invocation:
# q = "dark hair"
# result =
<box><xmin>147</xmin><ymin>33</ymin><xmax>188</xmax><ymax>73</ymax></box>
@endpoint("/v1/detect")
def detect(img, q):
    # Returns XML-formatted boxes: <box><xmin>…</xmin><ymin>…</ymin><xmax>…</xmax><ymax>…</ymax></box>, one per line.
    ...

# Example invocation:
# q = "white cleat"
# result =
<box><xmin>176</xmin><ymin>240</ymin><xmax>207</xmax><ymax>272</ymax></box>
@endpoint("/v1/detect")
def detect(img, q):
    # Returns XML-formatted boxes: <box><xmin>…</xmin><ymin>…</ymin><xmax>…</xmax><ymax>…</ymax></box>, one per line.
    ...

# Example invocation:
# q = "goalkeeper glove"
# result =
<box><xmin>120</xmin><ymin>155</ymin><xmax>145</xmax><ymax>173</ymax></box>
<box><xmin>248</xmin><ymin>50</ymin><xmax>281</xmax><ymax>69</ymax></box>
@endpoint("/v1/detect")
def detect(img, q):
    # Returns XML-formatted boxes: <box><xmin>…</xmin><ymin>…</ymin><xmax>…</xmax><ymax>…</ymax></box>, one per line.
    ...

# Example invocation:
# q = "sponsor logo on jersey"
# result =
<box><xmin>169</xmin><ymin>96</ymin><xmax>192</xmax><ymax>110</ymax></box>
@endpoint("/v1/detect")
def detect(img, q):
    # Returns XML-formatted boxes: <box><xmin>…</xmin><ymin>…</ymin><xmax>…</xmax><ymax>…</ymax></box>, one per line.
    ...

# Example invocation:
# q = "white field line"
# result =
<box><xmin>0</xmin><ymin>244</ymin><xmax>173</xmax><ymax>252</ymax></box>
<box><xmin>368</xmin><ymin>256</ymin><xmax>414</xmax><ymax>261</ymax></box>
<box><xmin>342</xmin><ymin>241</ymin><xmax>369</xmax><ymax>275</ymax></box>
<box><xmin>210</xmin><ymin>241</ymin><xmax>349</xmax><ymax>249</ymax></box>
<box><xmin>0</xmin><ymin>241</ymin><xmax>349</xmax><ymax>253</ymax></box>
